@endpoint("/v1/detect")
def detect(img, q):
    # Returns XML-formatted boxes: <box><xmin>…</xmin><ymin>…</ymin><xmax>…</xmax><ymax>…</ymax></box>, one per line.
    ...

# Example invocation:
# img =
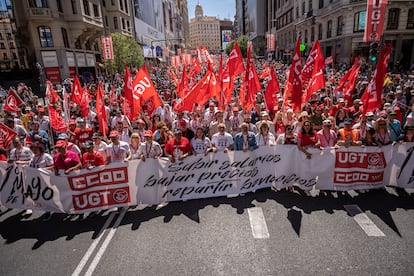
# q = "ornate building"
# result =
<box><xmin>189</xmin><ymin>4</ymin><xmax>221</xmax><ymax>51</ymax></box>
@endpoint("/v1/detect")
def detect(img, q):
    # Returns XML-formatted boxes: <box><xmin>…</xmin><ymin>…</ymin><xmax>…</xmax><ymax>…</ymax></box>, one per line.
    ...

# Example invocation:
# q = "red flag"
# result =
<box><xmin>123</xmin><ymin>65</ymin><xmax>133</xmax><ymax>105</ymax></box>
<box><xmin>173</xmin><ymin>68</ymin><xmax>217</xmax><ymax>113</ymax></box>
<box><xmin>177</xmin><ymin>65</ymin><xmax>189</xmax><ymax>98</ymax></box>
<box><xmin>0</xmin><ymin>121</ymin><xmax>17</xmax><ymax>150</ymax></box>
<box><xmin>287</xmin><ymin>38</ymin><xmax>303</xmax><ymax>112</ymax></box>
<box><xmin>188</xmin><ymin>57</ymin><xmax>202</xmax><ymax>83</ymax></box>
<box><xmin>46</xmin><ymin>80</ymin><xmax>61</xmax><ymax>104</ymax></box>
<box><xmin>227</xmin><ymin>42</ymin><xmax>245</xmax><ymax>77</ymax></box>
<box><xmin>79</xmin><ymin>86</ymin><xmax>90</xmax><ymax>117</ymax></box>
<box><xmin>4</xmin><ymin>87</ymin><xmax>23</xmax><ymax>113</ymax></box>
<box><xmin>335</xmin><ymin>57</ymin><xmax>360</xmax><ymax>94</ymax></box>
<box><xmin>361</xmin><ymin>44</ymin><xmax>392</xmax><ymax>115</ymax></box>
<box><xmin>121</xmin><ymin>96</ymin><xmax>132</xmax><ymax>120</ymax></box>
<box><xmin>240</xmin><ymin>42</ymin><xmax>261</xmax><ymax>111</ymax></box>
<box><xmin>109</xmin><ymin>85</ymin><xmax>116</xmax><ymax>106</ymax></box>
<box><xmin>96</xmin><ymin>82</ymin><xmax>109</xmax><ymax>135</ymax></box>
<box><xmin>131</xmin><ymin>67</ymin><xmax>162</xmax><ymax>118</ymax></box>
<box><xmin>167</xmin><ymin>67</ymin><xmax>180</xmax><ymax>89</ymax></box>
<box><xmin>325</xmin><ymin>55</ymin><xmax>334</xmax><ymax>65</ymax></box>
<box><xmin>219</xmin><ymin>65</ymin><xmax>234</xmax><ymax>110</ymax></box>
<box><xmin>302</xmin><ymin>41</ymin><xmax>325</xmax><ymax>102</ymax></box>
<box><xmin>302</xmin><ymin>40</ymin><xmax>323</xmax><ymax>85</ymax></box>
<box><xmin>264</xmin><ymin>66</ymin><xmax>281</xmax><ymax>111</ymax></box>
<box><xmin>343</xmin><ymin>65</ymin><xmax>361</xmax><ymax>107</ymax></box>
<box><xmin>71</xmin><ymin>75</ymin><xmax>83</xmax><ymax>105</ymax></box>
<box><xmin>48</xmin><ymin>104</ymin><xmax>67</xmax><ymax>133</ymax></box>
<box><xmin>364</xmin><ymin>0</ymin><xmax>388</xmax><ymax>42</ymax></box>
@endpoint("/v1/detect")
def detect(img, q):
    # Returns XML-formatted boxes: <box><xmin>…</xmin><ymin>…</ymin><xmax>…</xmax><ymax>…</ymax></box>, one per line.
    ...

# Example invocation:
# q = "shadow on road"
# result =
<box><xmin>0</xmin><ymin>188</ymin><xmax>413</xmax><ymax>248</ymax></box>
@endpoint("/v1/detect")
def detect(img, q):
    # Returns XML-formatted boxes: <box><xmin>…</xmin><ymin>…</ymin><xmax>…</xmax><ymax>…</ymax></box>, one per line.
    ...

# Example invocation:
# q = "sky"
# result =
<box><xmin>187</xmin><ymin>0</ymin><xmax>235</xmax><ymax>21</ymax></box>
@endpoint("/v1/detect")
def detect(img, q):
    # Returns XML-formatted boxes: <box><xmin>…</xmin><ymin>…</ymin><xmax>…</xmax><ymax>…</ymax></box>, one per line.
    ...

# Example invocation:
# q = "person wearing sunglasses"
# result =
<box><xmin>297</xmin><ymin>121</ymin><xmax>317</xmax><ymax>159</ymax></box>
<box><xmin>276</xmin><ymin>125</ymin><xmax>297</xmax><ymax>144</ymax></box>
<box><xmin>316</xmin><ymin>120</ymin><xmax>337</xmax><ymax>148</ymax></box>
<box><xmin>372</xmin><ymin>118</ymin><xmax>392</xmax><ymax>146</ymax></box>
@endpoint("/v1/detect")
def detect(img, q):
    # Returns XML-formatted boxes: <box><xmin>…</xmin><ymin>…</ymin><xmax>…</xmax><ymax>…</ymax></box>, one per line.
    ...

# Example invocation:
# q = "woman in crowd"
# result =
<box><xmin>272</xmin><ymin>111</ymin><xmax>285</xmax><ymax>138</ymax></box>
<box><xmin>138</xmin><ymin>130</ymin><xmax>163</xmax><ymax>161</ymax></box>
<box><xmin>129</xmin><ymin>133</ymin><xmax>142</xmax><ymax>160</ymax></box>
<box><xmin>190</xmin><ymin>127</ymin><xmax>212</xmax><ymax>155</ymax></box>
<box><xmin>156</xmin><ymin>125</ymin><xmax>174</xmax><ymax>156</ymax></box>
<box><xmin>29</xmin><ymin>141</ymin><xmax>53</xmax><ymax>169</ymax></box>
<box><xmin>335</xmin><ymin>109</ymin><xmax>349</xmax><ymax>129</ymax></box>
<box><xmin>276</xmin><ymin>125</ymin><xmax>297</xmax><ymax>144</ymax></box>
<box><xmin>316</xmin><ymin>120</ymin><xmax>337</xmax><ymax>148</ymax></box>
<box><xmin>92</xmin><ymin>132</ymin><xmax>108</xmax><ymax>162</ymax></box>
<box><xmin>256</xmin><ymin>121</ymin><xmax>276</xmax><ymax>146</ymax></box>
<box><xmin>53</xmin><ymin>140</ymin><xmax>82</xmax><ymax>175</ymax></box>
<box><xmin>372</xmin><ymin>118</ymin><xmax>392</xmax><ymax>146</ymax></box>
<box><xmin>403</xmin><ymin>125</ymin><xmax>414</xmax><ymax>142</ymax></box>
<box><xmin>297</xmin><ymin>121</ymin><xmax>317</xmax><ymax>159</ymax></box>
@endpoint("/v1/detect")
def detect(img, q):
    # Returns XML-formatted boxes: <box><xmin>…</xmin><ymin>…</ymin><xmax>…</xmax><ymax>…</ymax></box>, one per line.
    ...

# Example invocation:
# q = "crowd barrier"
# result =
<box><xmin>0</xmin><ymin>143</ymin><xmax>413</xmax><ymax>214</ymax></box>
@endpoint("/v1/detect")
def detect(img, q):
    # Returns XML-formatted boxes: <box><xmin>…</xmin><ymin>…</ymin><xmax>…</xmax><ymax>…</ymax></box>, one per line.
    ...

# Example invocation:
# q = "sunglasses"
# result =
<box><xmin>304</xmin><ymin>124</ymin><xmax>311</xmax><ymax>127</ymax></box>
<box><xmin>378</xmin><ymin>123</ymin><xmax>386</xmax><ymax>126</ymax></box>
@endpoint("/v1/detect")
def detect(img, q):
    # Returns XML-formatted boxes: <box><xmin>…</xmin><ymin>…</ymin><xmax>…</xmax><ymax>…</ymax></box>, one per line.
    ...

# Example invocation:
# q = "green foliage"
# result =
<box><xmin>225</xmin><ymin>35</ymin><xmax>249</xmax><ymax>58</ymax></box>
<box><xmin>104</xmin><ymin>33</ymin><xmax>144</xmax><ymax>72</ymax></box>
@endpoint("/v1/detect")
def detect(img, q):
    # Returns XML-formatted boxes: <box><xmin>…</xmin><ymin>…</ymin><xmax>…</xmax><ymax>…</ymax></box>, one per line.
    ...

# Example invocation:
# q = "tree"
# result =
<box><xmin>225</xmin><ymin>35</ymin><xmax>249</xmax><ymax>58</ymax></box>
<box><xmin>105</xmin><ymin>33</ymin><xmax>144</xmax><ymax>72</ymax></box>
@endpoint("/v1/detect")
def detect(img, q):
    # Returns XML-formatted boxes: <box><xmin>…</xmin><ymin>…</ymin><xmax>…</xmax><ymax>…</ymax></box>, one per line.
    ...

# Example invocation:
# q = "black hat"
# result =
<box><xmin>344</xmin><ymin>118</ymin><xmax>353</xmax><ymax>125</ymax></box>
<box><xmin>84</xmin><ymin>140</ymin><xmax>94</xmax><ymax>149</ymax></box>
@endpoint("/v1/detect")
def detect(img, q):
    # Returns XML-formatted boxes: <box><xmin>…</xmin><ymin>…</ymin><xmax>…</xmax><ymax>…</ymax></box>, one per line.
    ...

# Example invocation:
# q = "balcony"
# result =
<box><xmin>25</xmin><ymin>7</ymin><xmax>53</xmax><ymax>21</ymax></box>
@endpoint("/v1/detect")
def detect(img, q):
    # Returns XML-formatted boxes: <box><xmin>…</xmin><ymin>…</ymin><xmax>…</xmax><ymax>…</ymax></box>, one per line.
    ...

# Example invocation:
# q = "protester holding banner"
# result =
<box><xmin>256</xmin><ymin>121</ymin><xmax>276</xmax><ymax>146</ymax></box>
<box><xmin>82</xmin><ymin>140</ymin><xmax>105</xmax><ymax>169</ymax></box>
<box><xmin>164</xmin><ymin>128</ymin><xmax>192</xmax><ymax>162</ymax></box>
<box><xmin>297</xmin><ymin>121</ymin><xmax>317</xmax><ymax>159</ymax></box>
<box><xmin>29</xmin><ymin>141</ymin><xmax>53</xmax><ymax>169</ymax></box>
<box><xmin>53</xmin><ymin>140</ymin><xmax>81</xmax><ymax>175</ymax></box>
<box><xmin>234</xmin><ymin>123</ymin><xmax>258</xmax><ymax>151</ymax></box>
<box><xmin>9</xmin><ymin>136</ymin><xmax>33</xmax><ymax>165</ymax></box>
<box><xmin>190</xmin><ymin>127</ymin><xmax>212</xmax><ymax>155</ymax></box>
<box><xmin>387</xmin><ymin>109</ymin><xmax>402</xmax><ymax>142</ymax></box>
<box><xmin>372</xmin><ymin>118</ymin><xmax>392</xmax><ymax>146</ymax></box>
<box><xmin>211</xmin><ymin>123</ymin><xmax>234</xmax><ymax>152</ymax></box>
<box><xmin>138</xmin><ymin>130</ymin><xmax>163</xmax><ymax>161</ymax></box>
<box><xmin>275</xmin><ymin>125</ymin><xmax>296</xmax><ymax>145</ymax></box>
<box><xmin>28</xmin><ymin>121</ymin><xmax>50</xmax><ymax>153</ymax></box>
<box><xmin>337</xmin><ymin>118</ymin><xmax>363</xmax><ymax>147</ymax></box>
<box><xmin>316</xmin><ymin>120</ymin><xmax>337</xmax><ymax>148</ymax></box>
<box><xmin>107</xmin><ymin>130</ymin><xmax>131</xmax><ymax>163</ymax></box>
<box><xmin>129</xmin><ymin>133</ymin><xmax>142</xmax><ymax>160</ymax></box>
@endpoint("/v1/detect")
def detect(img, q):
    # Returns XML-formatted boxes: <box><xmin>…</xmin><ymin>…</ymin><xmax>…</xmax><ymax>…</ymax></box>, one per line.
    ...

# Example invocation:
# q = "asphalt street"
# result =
<box><xmin>1</xmin><ymin>187</ymin><xmax>414</xmax><ymax>276</ymax></box>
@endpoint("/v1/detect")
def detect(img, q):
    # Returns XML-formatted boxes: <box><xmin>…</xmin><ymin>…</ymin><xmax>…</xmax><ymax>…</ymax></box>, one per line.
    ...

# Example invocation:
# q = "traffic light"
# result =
<box><xmin>369</xmin><ymin>42</ymin><xmax>378</xmax><ymax>62</ymax></box>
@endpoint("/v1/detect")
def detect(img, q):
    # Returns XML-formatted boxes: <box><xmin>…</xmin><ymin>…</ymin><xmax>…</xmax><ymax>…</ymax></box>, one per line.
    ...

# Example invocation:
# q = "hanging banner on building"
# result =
<box><xmin>266</xmin><ymin>34</ymin><xmax>275</xmax><ymax>51</ymax></box>
<box><xmin>0</xmin><ymin>144</ymin><xmax>412</xmax><ymax>213</ymax></box>
<box><xmin>101</xmin><ymin>36</ymin><xmax>114</xmax><ymax>60</ymax></box>
<box><xmin>363</xmin><ymin>0</ymin><xmax>388</xmax><ymax>42</ymax></box>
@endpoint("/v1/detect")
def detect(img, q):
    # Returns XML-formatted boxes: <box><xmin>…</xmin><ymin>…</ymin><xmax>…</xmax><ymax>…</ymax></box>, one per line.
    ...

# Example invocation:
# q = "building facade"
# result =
<box><xmin>189</xmin><ymin>4</ymin><xmax>221</xmax><ymax>51</ymax></box>
<box><xmin>270</xmin><ymin>0</ymin><xmax>414</xmax><ymax>68</ymax></box>
<box><xmin>220</xmin><ymin>19</ymin><xmax>234</xmax><ymax>51</ymax></box>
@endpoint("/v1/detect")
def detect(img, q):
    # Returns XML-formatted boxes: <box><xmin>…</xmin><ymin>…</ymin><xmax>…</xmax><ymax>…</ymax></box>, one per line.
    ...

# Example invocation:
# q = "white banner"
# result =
<box><xmin>0</xmin><ymin>144</ymin><xmax>412</xmax><ymax>213</ymax></box>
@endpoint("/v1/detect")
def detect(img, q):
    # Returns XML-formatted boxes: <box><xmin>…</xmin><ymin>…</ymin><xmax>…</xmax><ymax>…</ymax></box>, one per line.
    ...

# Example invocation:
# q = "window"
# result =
<box><xmin>318</xmin><ymin>24</ymin><xmax>322</xmax><ymax>40</ymax></box>
<box><xmin>57</xmin><ymin>0</ymin><xmax>63</xmax><ymax>12</ymax></box>
<box><xmin>122</xmin><ymin>18</ymin><xmax>125</xmax><ymax>29</ymax></box>
<box><xmin>387</xmin><ymin>8</ymin><xmax>399</xmax><ymax>30</ymax></box>
<box><xmin>83</xmin><ymin>0</ymin><xmax>90</xmax><ymax>16</ymax></box>
<box><xmin>304</xmin><ymin>29</ymin><xmax>308</xmax><ymax>43</ymax></box>
<box><xmin>75</xmin><ymin>38</ymin><xmax>81</xmax><ymax>49</ymax></box>
<box><xmin>124</xmin><ymin>0</ymin><xmax>128</xmax><ymax>13</ymax></box>
<box><xmin>114</xmin><ymin>17</ymin><xmax>118</xmax><ymax>29</ymax></box>
<box><xmin>105</xmin><ymin>16</ymin><xmax>108</xmax><ymax>26</ymax></box>
<box><xmin>7</xmin><ymin>33</ymin><xmax>11</xmax><ymax>39</ymax></box>
<box><xmin>311</xmin><ymin>26</ymin><xmax>315</xmax><ymax>41</ymax></box>
<box><xmin>93</xmin><ymin>4</ymin><xmax>99</xmax><ymax>17</ymax></box>
<box><xmin>0</xmin><ymin>42</ymin><xmax>5</xmax><ymax>49</ymax></box>
<box><xmin>9</xmin><ymin>42</ymin><xmax>15</xmax><ymax>48</ymax></box>
<box><xmin>85</xmin><ymin>40</ymin><xmax>91</xmax><ymax>50</ymax></box>
<box><xmin>408</xmin><ymin>8</ymin><xmax>414</xmax><ymax>29</ymax></box>
<box><xmin>28</xmin><ymin>0</ymin><xmax>48</xmax><ymax>8</ymax></box>
<box><xmin>62</xmin><ymin>28</ymin><xmax>69</xmax><ymax>48</ymax></box>
<box><xmin>337</xmin><ymin>16</ymin><xmax>343</xmax><ymax>36</ymax></box>
<box><xmin>119</xmin><ymin>0</ymin><xmax>123</xmax><ymax>11</ymax></box>
<box><xmin>3</xmin><ymin>53</ymin><xmax>7</xmax><ymax>60</ymax></box>
<box><xmin>302</xmin><ymin>2</ymin><xmax>305</xmax><ymax>16</ymax></box>
<box><xmin>327</xmin><ymin>20</ymin><xmax>332</xmax><ymax>38</ymax></box>
<box><xmin>71</xmin><ymin>0</ymin><xmax>77</xmax><ymax>14</ymax></box>
<box><xmin>319</xmin><ymin>0</ymin><xmax>324</xmax><ymax>9</ymax></box>
<box><xmin>13</xmin><ymin>52</ymin><xmax>17</xmax><ymax>59</ymax></box>
<box><xmin>38</xmin><ymin>26</ymin><xmax>54</xmax><ymax>47</ymax></box>
<box><xmin>296</xmin><ymin>7</ymin><xmax>299</xmax><ymax>19</ymax></box>
<box><xmin>353</xmin><ymin>11</ymin><xmax>366</xmax><ymax>32</ymax></box>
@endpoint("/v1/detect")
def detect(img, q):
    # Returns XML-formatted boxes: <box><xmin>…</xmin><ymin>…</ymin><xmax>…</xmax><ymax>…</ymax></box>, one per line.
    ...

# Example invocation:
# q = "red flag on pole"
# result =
<box><xmin>48</xmin><ymin>104</ymin><xmax>67</xmax><ymax>133</ymax></box>
<box><xmin>227</xmin><ymin>42</ymin><xmax>245</xmax><ymax>77</ymax></box>
<box><xmin>96</xmin><ymin>82</ymin><xmax>108</xmax><ymax>135</ymax></box>
<box><xmin>264</xmin><ymin>66</ymin><xmax>281</xmax><ymax>112</ymax></box>
<box><xmin>123</xmin><ymin>65</ymin><xmax>133</xmax><ymax>105</ymax></box>
<box><xmin>71</xmin><ymin>75</ymin><xmax>83</xmax><ymax>105</ymax></box>
<box><xmin>302</xmin><ymin>41</ymin><xmax>325</xmax><ymax>102</ymax></box>
<box><xmin>240</xmin><ymin>42</ymin><xmax>261</xmax><ymax>111</ymax></box>
<box><xmin>4</xmin><ymin>87</ymin><xmax>23</xmax><ymax>113</ymax></box>
<box><xmin>46</xmin><ymin>80</ymin><xmax>61</xmax><ymax>104</ymax></box>
<box><xmin>177</xmin><ymin>65</ymin><xmax>189</xmax><ymax>99</ymax></box>
<box><xmin>131</xmin><ymin>67</ymin><xmax>162</xmax><ymax>118</ymax></box>
<box><xmin>302</xmin><ymin>40</ymin><xmax>323</xmax><ymax>85</ymax></box>
<box><xmin>361</xmin><ymin>44</ymin><xmax>392</xmax><ymax>115</ymax></box>
<box><xmin>343</xmin><ymin>65</ymin><xmax>361</xmax><ymax>107</ymax></box>
<box><xmin>335</xmin><ymin>57</ymin><xmax>360</xmax><ymax>94</ymax></box>
<box><xmin>0</xmin><ymin>121</ymin><xmax>17</xmax><ymax>150</ymax></box>
<box><xmin>79</xmin><ymin>86</ymin><xmax>90</xmax><ymax>117</ymax></box>
<box><xmin>287</xmin><ymin>38</ymin><xmax>303</xmax><ymax>112</ymax></box>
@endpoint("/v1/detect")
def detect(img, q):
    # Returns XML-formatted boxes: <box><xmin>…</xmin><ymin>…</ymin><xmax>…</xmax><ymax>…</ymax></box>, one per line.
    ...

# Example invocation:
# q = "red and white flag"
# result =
<box><xmin>46</xmin><ymin>80</ymin><xmax>61</xmax><ymax>104</ymax></box>
<box><xmin>325</xmin><ymin>55</ymin><xmax>334</xmax><ymax>65</ymax></box>
<box><xmin>227</xmin><ymin>42</ymin><xmax>245</xmax><ymax>77</ymax></box>
<box><xmin>287</xmin><ymin>38</ymin><xmax>303</xmax><ymax>112</ymax></box>
<box><xmin>71</xmin><ymin>75</ymin><xmax>83</xmax><ymax>105</ymax></box>
<box><xmin>361</xmin><ymin>44</ymin><xmax>392</xmax><ymax>114</ymax></box>
<box><xmin>0</xmin><ymin>121</ymin><xmax>17</xmax><ymax>150</ymax></box>
<box><xmin>302</xmin><ymin>40</ymin><xmax>325</xmax><ymax>102</ymax></box>
<box><xmin>364</xmin><ymin>0</ymin><xmax>388</xmax><ymax>42</ymax></box>
<box><xmin>123</xmin><ymin>65</ymin><xmax>133</xmax><ymax>107</ymax></box>
<box><xmin>335</xmin><ymin>57</ymin><xmax>360</xmax><ymax>95</ymax></box>
<box><xmin>343</xmin><ymin>65</ymin><xmax>361</xmax><ymax>107</ymax></box>
<box><xmin>49</xmin><ymin>104</ymin><xmax>67</xmax><ymax>133</ymax></box>
<box><xmin>264</xmin><ymin>66</ymin><xmax>281</xmax><ymax>112</ymax></box>
<box><xmin>96</xmin><ymin>82</ymin><xmax>109</xmax><ymax>135</ymax></box>
<box><xmin>4</xmin><ymin>87</ymin><xmax>23</xmax><ymax>113</ymax></box>
<box><xmin>240</xmin><ymin>42</ymin><xmax>261</xmax><ymax>111</ymax></box>
<box><xmin>177</xmin><ymin>65</ymin><xmax>189</xmax><ymax>99</ymax></box>
<box><xmin>302</xmin><ymin>40</ymin><xmax>322</xmax><ymax>85</ymax></box>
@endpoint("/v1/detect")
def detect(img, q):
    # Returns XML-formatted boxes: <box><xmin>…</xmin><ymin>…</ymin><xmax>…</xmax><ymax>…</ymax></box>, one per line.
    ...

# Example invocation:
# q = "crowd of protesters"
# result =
<box><xmin>0</xmin><ymin>57</ymin><xmax>414</xmax><ymax>220</ymax></box>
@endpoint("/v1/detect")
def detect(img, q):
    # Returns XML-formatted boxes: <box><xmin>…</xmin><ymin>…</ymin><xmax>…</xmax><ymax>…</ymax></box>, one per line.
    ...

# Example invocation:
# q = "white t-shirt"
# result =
<box><xmin>30</xmin><ymin>153</ymin><xmax>54</xmax><ymax>168</ymax></box>
<box><xmin>211</xmin><ymin>132</ymin><xmax>234</xmax><ymax>151</ymax></box>
<box><xmin>107</xmin><ymin>141</ymin><xmax>130</xmax><ymax>162</ymax></box>
<box><xmin>9</xmin><ymin>147</ymin><xmax>34</xmax><ymax>162</ymax></box>
<box><xmin>137</xmin><ymin>141</ymin><xmax>163</xmax><ymax>158</ymax></box>
<box><xmin>190</xmin><ymin>137</ymin><xmax>211</xmax><ymax>154</ymax></box>
<box><xmin>94</xmin><ymin>141</ymin><xmax>108</xmax><ymax>161</ymax></box>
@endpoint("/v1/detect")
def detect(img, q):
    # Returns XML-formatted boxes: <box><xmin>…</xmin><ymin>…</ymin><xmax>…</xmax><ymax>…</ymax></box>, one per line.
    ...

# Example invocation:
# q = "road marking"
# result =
<box><xmin>247</xmin><ymin>207</ymin><xmax>270</xmax><ymax>239</ymax></box>
<box><xmin>344</xmin><ymin>205</ymin><xmax>385</xmax><ymax>237</ymax></box>
<box><xmin>85</xmin><ymin>208</ymin><xmax>127</xmax><ymax>276</ymax></box>
<box><xmin>71</xmin><ymin>212</ymin><xmax>116</xmax><ymax>276</ymax></box>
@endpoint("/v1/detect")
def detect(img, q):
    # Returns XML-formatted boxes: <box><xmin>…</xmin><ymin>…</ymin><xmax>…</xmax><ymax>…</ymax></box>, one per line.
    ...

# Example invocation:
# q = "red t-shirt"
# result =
<box><xmin>297</xmin><ymin>132</ymin><xmax>317</xmax><ymax>147</ymax></box>
<box><xmin>165</xmin><ymin>137</ymin><xmax>192</xmax><ymax>158</ymax></box>
<box><xmin>54</xmin><ymin>151</ymin><xmax>81</xmax><ymax>170</ymax></box>
<box><xmin>75</xmin><ymin>128</ymin><xmax>93</xmax><ymax>145</ymax></box>
<box><xmin>82</xmin><ymin>151</ymin><xmax>105</xmax><ymax>167</ymax></box>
